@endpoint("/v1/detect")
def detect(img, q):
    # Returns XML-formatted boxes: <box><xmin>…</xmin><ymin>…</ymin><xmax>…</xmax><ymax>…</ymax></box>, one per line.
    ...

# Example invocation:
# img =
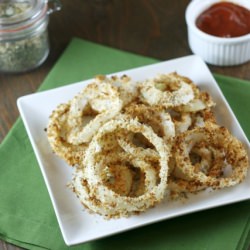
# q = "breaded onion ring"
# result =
<box><xmin>71</xmin><ymin>116</ymin><xmax>170</xmax><ymax>218</ymax></box>
<box><xmin>169</xmin><ymin>108</ymin><xmax>216</xmax><ymax>134</ymax></box>
<box><xmin>140</xmin><ymin>72</ymin><xmax>196</xmax><ymax>108</ymax></box>
<box><xmin>66</xmin><ymin>78</ymin><xmax>122</xmax><ymax>145</ymax></box>
<box><xmin>169</xmin><ymin>110</ymin><xmax>192</xmax><ymax>134</ymax></box>
<box><xmin>47</xmin><ymin>103</ymin><xmax>87</xmax><ymax>166</ymax></box>
<box><xmin>109</xmin><ymin>74</ymin><xmax>139</xmax><ymax>107</ymax></box>
<box><xmin>70</xmin><ymin>75</ymin><xmax>123</xmax><ymax>114</ymax></box>
<box><xmin>124</xmin><ymin>103</ymin><xmax>175</xmax><ymax>141</ymax></box>
<box><xmin>175</xmin><ymin>91</ymin><xmax>215</xmax><ymax>113</ymax></box>
<box><xmin>172</xmin><ymin>124</ymin><xmax>249</xmax><ymax>190</ymax></box>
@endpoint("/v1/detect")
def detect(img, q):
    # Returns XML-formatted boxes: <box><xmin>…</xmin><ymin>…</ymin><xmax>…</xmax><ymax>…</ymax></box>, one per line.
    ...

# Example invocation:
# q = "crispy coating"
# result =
<box><xmin>71</xmin><ymin>116</ymin><xmax>170</xmax><ymax>218</ymax></box>
<box><xmin>170</xmin><ymin>124</ymin><xmax>249</xmax><ymax>194</ymax></box>
<box><xmin>47</xmin><ymin>72</ymin><xmax>249</xmax><ymax>217</ymax></box>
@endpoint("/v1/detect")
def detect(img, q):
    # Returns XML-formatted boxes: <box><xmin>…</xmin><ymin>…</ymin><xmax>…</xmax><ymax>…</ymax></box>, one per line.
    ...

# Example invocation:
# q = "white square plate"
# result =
<box><xmin>17</xmin><ymin>55</ymin><xmax>250</xmax><ymax>246</ymax></box>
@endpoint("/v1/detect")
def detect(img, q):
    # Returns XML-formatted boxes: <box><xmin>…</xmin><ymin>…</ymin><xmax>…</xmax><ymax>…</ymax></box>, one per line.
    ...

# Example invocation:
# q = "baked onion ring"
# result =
<box><xmin>47</xmin><ymin>103</ymin><xmax>87</xmax><ymax>166</ymax></box>
<box><xmin>140</xmin><ymin>72</ymin><xmax>196</xmax><ymax>108</ymax></box>
<box><xmin>124</xmin><ymin>103</ymin><xmax>175</xmax><ymax>141</ymax></box>
<box><xmin>171</xmin><ymin>124</ymin><xmax>249</xmax><ymax>190</ymax></box>
<box><xmin>109</xmin><ymin>74</ymin><xmax>139</xmax><ymax>107</ymax></box>
<box><xmin>71</xmin><ymin>115</ymin><xmax>170</xmax><ymax>218</ymax></box>
<box><xmin>70</xmin><ymin>75</ymin><xmax>123</xmax><ymax>114</ymax></box>
<box><xmin>169</xmin><ymin>108</ymin><xmax>216</xmax><ymax>134</ymax></box>
<box><xmin>175</xmin><ymin>91</ymin><xmax>215</xmax><ymax>113</ymax></box>
<box><xmin>66</xmin><ymin>77</ymin><xmax>122</xmax><ymax>145</ymax></box>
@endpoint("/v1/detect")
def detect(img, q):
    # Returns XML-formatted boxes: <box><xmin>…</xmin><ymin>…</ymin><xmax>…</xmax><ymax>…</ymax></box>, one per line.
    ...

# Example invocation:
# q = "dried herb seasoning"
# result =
<box><xmin>0</xmin><ymin>31</ymin><xmax>49</xmax><ymax>72</ymax></box>
<box><xmin>0</xmin><ymin>1</ymin><xmax>32</xmax><ymax>18</ymax></box>
<box><xmin>0</xmin><ymin>0</ymin><xmax>61</xmax><ymax>73</ymax></box>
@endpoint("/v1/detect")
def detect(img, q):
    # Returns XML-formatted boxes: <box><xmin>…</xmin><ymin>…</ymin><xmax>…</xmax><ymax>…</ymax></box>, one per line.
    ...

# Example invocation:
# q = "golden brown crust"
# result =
<box><xmin>46</xmin><ymin>72</ymin><xmax>249</xmax><ymax>218</ymax></box>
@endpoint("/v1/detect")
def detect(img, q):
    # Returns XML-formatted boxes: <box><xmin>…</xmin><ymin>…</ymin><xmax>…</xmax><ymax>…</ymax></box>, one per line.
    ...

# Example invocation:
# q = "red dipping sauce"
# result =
<box><xmin>196</xmin><ymin>1</ymin><xmax>250</xmax><ymax>38</ymax></box>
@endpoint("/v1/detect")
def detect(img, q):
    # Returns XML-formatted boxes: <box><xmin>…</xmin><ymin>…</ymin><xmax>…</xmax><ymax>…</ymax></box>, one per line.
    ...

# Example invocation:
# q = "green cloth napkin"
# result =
<box><xmin>0</xmin><ymin>37</ymin><xmax>250</xmax><ymax>250</ymax></box>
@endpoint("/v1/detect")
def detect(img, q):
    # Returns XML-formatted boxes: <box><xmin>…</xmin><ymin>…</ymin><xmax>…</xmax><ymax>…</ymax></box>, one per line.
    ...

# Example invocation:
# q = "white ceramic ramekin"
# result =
<box><xmin>185</xmin><ymin>0</ymin><xmax>250</xmax><ymax>66</ymax></box>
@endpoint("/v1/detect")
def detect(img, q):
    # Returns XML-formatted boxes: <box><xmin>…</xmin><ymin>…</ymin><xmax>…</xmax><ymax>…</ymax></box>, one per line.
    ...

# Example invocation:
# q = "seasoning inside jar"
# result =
<box><xmin>0</xmin><ymin>0</ymin><xmax>61</xmax><ymax>74</ymax></box>
<box><xmin>196</xmin><ymin>1</ymin><xmax>250</xmax><ymax>38</ymax></box>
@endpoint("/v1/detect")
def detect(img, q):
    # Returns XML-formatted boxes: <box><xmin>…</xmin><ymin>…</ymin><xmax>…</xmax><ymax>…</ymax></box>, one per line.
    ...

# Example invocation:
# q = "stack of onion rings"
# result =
<box><xmin>47</xmin><ymin>72</ymin><xmax>249</xmax><ymax>218</ymax></box>
<box><xmin>72</xmin><ymin>116</ymin><xmax>170</xmax><ymax>218</ymax></box>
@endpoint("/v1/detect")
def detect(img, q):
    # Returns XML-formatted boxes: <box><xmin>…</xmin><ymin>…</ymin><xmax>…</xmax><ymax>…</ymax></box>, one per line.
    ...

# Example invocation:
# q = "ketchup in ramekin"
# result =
<box><xmin>196</xmin><ymin>1</ymin><xmax>250</xmax><ymax>38</ymax></box>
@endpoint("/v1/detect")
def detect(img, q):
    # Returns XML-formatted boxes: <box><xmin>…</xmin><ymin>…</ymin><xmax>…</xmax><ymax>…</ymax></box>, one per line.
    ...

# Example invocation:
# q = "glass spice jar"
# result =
<box><xmin>0</xmin><ymin>0</ymin><xmax>61</xmax><ymax>73</ymax></box>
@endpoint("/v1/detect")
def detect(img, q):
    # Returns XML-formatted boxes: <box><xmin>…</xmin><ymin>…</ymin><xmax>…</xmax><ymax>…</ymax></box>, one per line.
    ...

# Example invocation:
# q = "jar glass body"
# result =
<box><xmin>0</xmin><ymin>0</ymin><xmax>61</xmax><ymax>73</ymax></box>
<box><xmin>0</xmin><ymin>15</ymin><xmax>49</xmax><ymax>73</ymax></box>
